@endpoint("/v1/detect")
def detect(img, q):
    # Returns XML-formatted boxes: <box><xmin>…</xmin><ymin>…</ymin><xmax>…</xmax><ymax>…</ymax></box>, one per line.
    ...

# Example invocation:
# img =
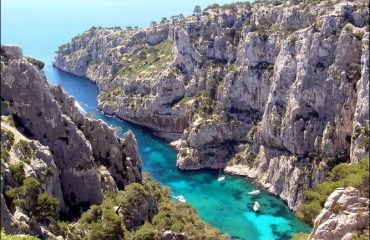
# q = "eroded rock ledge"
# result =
<box><xmin>309</xmin><ymin>187</ymin><xmax>369</xmax><ymax>240</ymax></box>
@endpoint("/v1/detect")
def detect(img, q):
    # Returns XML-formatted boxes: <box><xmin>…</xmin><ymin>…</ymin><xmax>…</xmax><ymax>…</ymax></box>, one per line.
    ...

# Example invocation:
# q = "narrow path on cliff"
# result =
<box><xmin>1</xmin><ymin>0</ymin><xmax>311</xmax><ymax>239</ymax></box>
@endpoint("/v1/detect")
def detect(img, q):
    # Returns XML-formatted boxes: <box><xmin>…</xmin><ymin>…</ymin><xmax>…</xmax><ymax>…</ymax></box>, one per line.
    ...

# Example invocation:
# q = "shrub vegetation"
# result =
<box><xmin>25</xmin><ymin>57</ymin><xmax>45</xmax><ymax>70</ymax></box>
<box><xmin>15</xmin><ymin>140</ymin><xmax>33</xmax><ymax>161</ymax></box>
<box><xmin>296</xmin><ymin>157</ymin><xmax>369</xmax><ymax>225</ymax></box>
<box><xmin>118</xmin><ymin>40</ymin><xmax>174</xmax><ymax>80</ymax></box>
<box><xmin>9</xmin><ymin>162</ymin><xmax>26</xmax><ymax>185</ymax></box>
<box><xmin>291</xmin><ymin>232</ymin><xmax>310</xmax><ymax>240</ymax></box>
<box><xmin>64</xmin><ymin>174</ymin><xmax>225</xmax><ymax>240</ymax></box>
<box><xmin>5</xmin><ymin>176</ymin><xmax>59</xmax><ymax>224</ymax></box>
<box><xmin>1</xmin><ymin>229</ymin><xmax>39</xmax><ymax>240</ymax></box>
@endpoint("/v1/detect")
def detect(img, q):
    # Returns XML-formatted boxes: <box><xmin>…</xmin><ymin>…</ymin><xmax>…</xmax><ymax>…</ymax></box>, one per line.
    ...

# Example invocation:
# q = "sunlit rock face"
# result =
<box><xmin>309</xmin><ymin>187</ymin><xmax>369</xmax><ymax>240</ymax></box>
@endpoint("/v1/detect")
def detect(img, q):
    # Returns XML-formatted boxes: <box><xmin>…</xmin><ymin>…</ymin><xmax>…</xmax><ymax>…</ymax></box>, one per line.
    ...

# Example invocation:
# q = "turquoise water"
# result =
<box><xmin>1</xmin><ymin>1</ymin><xmax>311</xmax><ymax>239</ymax></box>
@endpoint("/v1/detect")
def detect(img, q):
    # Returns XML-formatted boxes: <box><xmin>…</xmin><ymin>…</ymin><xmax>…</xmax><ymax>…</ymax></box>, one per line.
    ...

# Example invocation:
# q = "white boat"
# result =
<box><xmin>253</xmin><ymin>201</ymin><xmax>260</xmax><ymax>212</ymax></box>
<box><xmin>176</xmin><ymin>195</ymin><xmax>186</xmax><ymax>203</ymax></box>
<box><xmin>248</xmin><ymin>189</ymin><xmax>260</xmax><ymax>196</ymax></box>
<box><xmin>217</xmin><ymin>168</ymin><xmax>225</xmax><ymax>181</ymax></box>
<box><xmin>217</xmin><ymin>175</ymin><xmax>225</xmax><ymax>181</ymax></box>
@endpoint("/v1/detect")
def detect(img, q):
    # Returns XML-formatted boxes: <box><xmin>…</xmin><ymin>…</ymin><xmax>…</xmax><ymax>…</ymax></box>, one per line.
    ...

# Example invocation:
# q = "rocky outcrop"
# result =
<box><xmin>0</xmin><ymin>45</ymin><xmax>143</xmax><ymax>235</ymax></box>
<box><xmin>350</xmin><ymin>32</ymin><xmax>369</xmax><ymax>163</ymax></box>
<box><xmin>115</xmin><ymin>183</ymin><xmax>158</xmax><ymax>230</ymax></box>
<box><xmin>51</xmin><ymin>85</ymin><xmax>143</xmax><ymax>188</ymax></box>
<box><xmin>1</xmin><ymin>117</ymin><xmax>65</xmax><ymax>238</ymax></box>
<box><xmin>226</xmin><ymin>145</ymin><xmax>330</xmax><ymax>210</ymax></box>
<box><xmin>309</xmin><ymin>187</ymin><xmax>369</xmax><ymax>240</ymax></box>
<box><xmin>161</xmin><ymin>230</ymin><xmax>188</xmax><ymax>240</ymax></box>
<box><xmin>0</xmin><ymin>194</ymin><xmax>19</xmax><ymax>234</ymax></box>
<box><xmin>54</xmin><ymin>0</ymin><xmax>369</xmax><ymax>209</ymax></box>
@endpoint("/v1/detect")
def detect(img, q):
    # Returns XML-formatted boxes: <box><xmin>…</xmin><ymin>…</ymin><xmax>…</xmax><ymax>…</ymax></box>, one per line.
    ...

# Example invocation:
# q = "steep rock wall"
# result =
<box><xmin>0</xmin><ymin>45</ymin><xmax>143</xmax><ymax>234</ymax></box>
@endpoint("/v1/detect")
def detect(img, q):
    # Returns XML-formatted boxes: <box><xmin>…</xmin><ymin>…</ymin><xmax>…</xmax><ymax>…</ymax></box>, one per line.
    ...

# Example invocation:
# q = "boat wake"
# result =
<box><xmin>75</xmin><ymin>101</ymin><xmax>86</xmax><ymax>114</ymax></box>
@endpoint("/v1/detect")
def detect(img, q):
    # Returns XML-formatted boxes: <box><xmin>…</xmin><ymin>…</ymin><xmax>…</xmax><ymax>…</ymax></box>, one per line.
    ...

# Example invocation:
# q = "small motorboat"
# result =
<box><xmin>217</xmin><ymin>168</ymin><xmax>225</xmax><ymax>181</ymax></box>
<box><xmin>253</xmin><ymin>201</ymin><xmax>260</xmax><ymax>212</ymax></box>
<box><xmin>248</xmin><ymin>189</ymin><xmax>260</xmax><ymax>196</ymax></box>
<box><xmin>176</xmin><ymin>195</ymin><xmax>186</xmax><ymax>203</ymax></box>
<box><xmin>217</xmin><ymin>175</ymin><xmax>225</xmax><ymax>181</ymax></box>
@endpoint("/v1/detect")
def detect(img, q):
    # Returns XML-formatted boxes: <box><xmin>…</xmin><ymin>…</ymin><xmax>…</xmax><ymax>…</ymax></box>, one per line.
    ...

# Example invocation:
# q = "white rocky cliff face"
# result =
<box><xmin>309</xmin><ymin>187</ymin><xmax>369</xmax><ymax>240</ymax></box>
<box><xmin>54</xmin><ymin>0</ymin><xmax>369</xmax><ymax>210</ymax></box>
<box><xmin>0</xmin><ymin>45</ymin><xmax>143</xmax><ymax>236</ymax></box>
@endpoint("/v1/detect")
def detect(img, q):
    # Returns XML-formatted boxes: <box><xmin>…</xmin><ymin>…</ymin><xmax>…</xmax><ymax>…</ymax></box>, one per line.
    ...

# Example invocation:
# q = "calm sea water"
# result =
<box><xmin>1</xmin><ymin>0</ymin><xmax>311</xmax><ymax>239</ymax></box>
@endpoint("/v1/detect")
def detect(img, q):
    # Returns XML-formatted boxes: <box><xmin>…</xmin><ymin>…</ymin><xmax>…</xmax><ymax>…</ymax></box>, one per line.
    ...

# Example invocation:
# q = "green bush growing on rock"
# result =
<box><xmin>99</xmin><ymin>88</ymin><xmax>125</xmax><ymax>103</ymax></box>
<box><xmin>49</xmin><ymin>221</ymin><xmax>69</xmax><ymax>238</ymax></box>
<box><xmin>118</xmin><ymin>183</ymin><xmax>149</xmax><ymax>204</ymax></box>
<box><xmin>347</xmin><ymin>63</ymin><xmax>362</xmax><ymax>82</ymax></box>
<box><xmin>35</xmin><ymin>193</ymin><xmax>59</xmax><ymax>223</ymax></box>
<box><xmin>7</xmin><ymin>131</ymin><xmax>15</xmax><ymax>141</ymax></box>
<box><xmin>296</xmin><ymin>157</ymin><xmax>369</xmax><ymax>225</ymax></box>
<box><xmin>152</xmin><ymin>200</ymin><xmax>224</xmax><ymax>239</ymax></box>
<box><xmin>296</xmin><ymin>200</ymin><xmax>322</xmax><ymax>225</ymax></box>
<box><xmin>353</xmin><ymin>123</ymin><xmax>369</xmax><ymax>151</ymax></box>
<box><xmin>84</xmin><ymin>112</ymin><xmax>96</xmax><ymax>119</ymax></box>
<box><xmin>359</xmin><ymin>135</ymin><xmax>369</xmax><ymax>151</ymax></box>
<box><xmin>80</xmin><ymin>204</ymin><xmax>103</xmax><ymax>224</ymax></box>
<box><xmin>57</xmin><ymin>43</ymin><xmax>69</xmax><ymax>52</ymax></box>
<box><xmin>1</xmin><ymin>129</ymin><xmax>15</xmax><ymax>155</ymax></box>
<box><xmin>225</xmin><ymin>28</ymin><xmax>241</xmax><ymax>45</ymax></box>
<box><xmin>353</xmin><ymin>227</ymin><xmax>370</xmax><ymax>240</ymax></box>
<box><xmin>5</xmin><ymin>176</ymin><xmax>59</xmax><ymax>225</ymax></box>
<box><xmin>132</xmin><ymin>223</ymin><xmax>158</xmax><ymax>240</ymax></box>
<box><xmin>204</xmin><ymin>3</ymin><xmax>220</xmax><ymax>11</ymax></box>
<box><xmin>77</xmin><ymin>198</ymin><xmax>126</xmax><ymax>240</ymax></box>
<box><xmin>196</xmin><ymin>91</ymin><xmax>215</xmax><ymax>117</ymax></box>
<box><xmin>247</xmin><ymin>126</ymin><xmax>258</xmax><ymax>139</ymax></box>
<box><xmin>116</xmin><ymin>183</ymin><xmax>151</xmax><ymax>226</ymax></box>
<box><xmin>5</xmin><ymin>177</ymin><xmax>40</xmax><ymax>216</ymax></box>
<box><xmin>1</xmin><ymin>229</ymin><xmax>39</xmax><ymax>240</ymax></box>
<box><xmin>44</xmin><ymin>167</ymin><xmax>54</xmax><ymax>176</ymax></box>
<box><xmin>143</xmin><ymin>173</ymin><xmax>171</xmax><ymax>202</ymax></box>
<box><xmin>329</xmin><ymin>202</ymin><xmax>344</xmax><ymax>214</ymax></box>
<box><xmin>15</xmin><ymin>140</ymin><xmax>33</xmax><ymax>162</ymax></box>
<box><xmin>1</xmin><ymin>150</ymin><xmax>10</xmax><ymax>162</ymax></box>
<box><xmin>16</xmin><ymin>177</ymin><xmax>41</xmax><ymax>214</ymax></box>
<box><xmin>65</xmin><ymin>174</ymin><xmax>225</xmax><ymax>240</ymax></box>
<box><xmin>118</xmin><ymin>40</ymin><xmax>174</xmax><ymax>80</ymax></box>
<box><xmin>291</xmin><ymin>232</ymin><xmax>310</xmax><ymax>240</ymax></box>
<box><xmin>88</xmin><ymin>209</ymin><xmax>125</xmax><ymax>240</ymax></box>
<box><xmin>220</xmin><ymin>1</ymin><xmax>251</xmax><ymax>10</ymax></box>
<box><xmin>25</xmin><ymin>57</ymin><xmax>44</xmax><ymax>70</ymax></box>
<box><xmin>5</xmin><ymin>130</ymin><xmax>15</xmax><ymax>149</ymax></box>
<box><xmin>179</xmin><ymin>148</ymin><xmax>188</xmax><ymax>157</ymax></box>
<box><xmin>9</xmin><ymin>162</ymin><xmax>26</xmax><ymax>185</ymax></box>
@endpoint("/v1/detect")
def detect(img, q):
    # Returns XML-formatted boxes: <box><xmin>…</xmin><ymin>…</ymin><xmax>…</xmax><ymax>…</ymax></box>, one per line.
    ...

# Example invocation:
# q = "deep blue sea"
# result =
<box><xmin>1</xmin><ymin>0</ymin><xmax>311</xmax><ymax>239</ymax></box>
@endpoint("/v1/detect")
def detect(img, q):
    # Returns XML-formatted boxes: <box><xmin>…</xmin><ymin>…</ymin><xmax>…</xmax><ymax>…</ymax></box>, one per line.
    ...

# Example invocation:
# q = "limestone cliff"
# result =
<box><xmin>0</xmin><ymin>45</ymin><xmax>142</xmax><ymax>236</ymax></box>
<box><xmin>309</xmin><ymin>187</ymin><xmax>369</xmax><ymax>240</ymax></box>
<box><xmin>54</xmin><ymin>0</ymin><xmax>369</xmax><ymax>209</ymax></box>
